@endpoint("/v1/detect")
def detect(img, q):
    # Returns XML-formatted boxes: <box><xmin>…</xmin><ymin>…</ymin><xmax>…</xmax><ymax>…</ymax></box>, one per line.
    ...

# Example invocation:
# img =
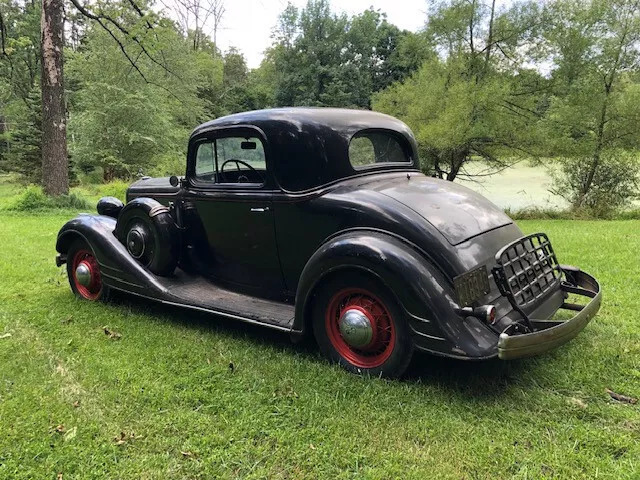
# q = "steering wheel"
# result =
<box><xmin>219</xmin><ymin>159</ymin><xmax>261</xmax><ymax>183</ymax></box>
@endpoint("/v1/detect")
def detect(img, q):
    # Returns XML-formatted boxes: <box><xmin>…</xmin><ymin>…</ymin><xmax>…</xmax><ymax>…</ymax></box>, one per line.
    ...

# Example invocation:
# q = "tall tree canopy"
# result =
<box><xmin>269</xmin><ymin>0</ymin><xmax>429</xmax><ymax>108</ymax></box>
<box><xmin>374</xmin><ymin>0</ymin><xmax>547</xmax><ymax>180</ymax></box>
<box><xmin>542</xmin><ymin>0</ymin><xmax>640</xmax><ymax>210</ymax></box>
<box><xmin>0</xmin><ymin>0</ymin><xmax>638</xmax><ymax>213</ymax></box>
<box><xmin>0</xmin><ymin>0</ymin><xmax>43</xmax><ymax>182</ymax></box>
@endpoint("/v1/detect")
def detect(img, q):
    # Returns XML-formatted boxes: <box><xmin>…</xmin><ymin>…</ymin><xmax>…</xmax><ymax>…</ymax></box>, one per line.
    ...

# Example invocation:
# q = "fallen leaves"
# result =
<box><xmin>113</xmin><ymin>431</ymin><xmax>140</xmax><ymax>446</ymax></box>
<box><xmin>103</xmin><ymin>326</ymin><xmax>122</xmax><ymax>340</ymax></box>
<box><xmin>63</xmin><ymin>426</ymin><xmax>77</xmax><ymax>442</ymax></box>
<box><xmin>568</xmin><ymin>397</ymin><xmax>588</xmax><ymax>409</ymax></box>
<box><xmin>0</xmin><ymin>332</ymin><xmax>12</xmax><ymax>340</ymax></box>
<box><xmin>181</xmin><ymin>450</ymin><xmax>196</xmax><ymax>459</ymax></box>
<box><xmin>606</xmin><ymin>388</ymin><xmax>638</xmax><ymax>405</ymax></box>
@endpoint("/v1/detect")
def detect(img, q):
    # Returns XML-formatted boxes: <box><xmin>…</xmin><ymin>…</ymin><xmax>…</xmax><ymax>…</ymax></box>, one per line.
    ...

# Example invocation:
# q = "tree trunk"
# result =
<box><xmin>577</xmin><ymin>97</ymin><xmax>608</xmax><ymax>207</ymax></box>
<box><xmin>484</xmin><ymin>0</ymin><xmax>496</xmax><ymax>70</ymax></box>
<box><xmin>41</xmin><ymin>0</ymin><xmax>68</xmax><ymax>196</ymax></box>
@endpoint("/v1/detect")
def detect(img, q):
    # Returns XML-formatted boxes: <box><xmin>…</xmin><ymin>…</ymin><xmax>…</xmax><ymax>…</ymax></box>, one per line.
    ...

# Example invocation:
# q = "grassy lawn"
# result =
<box><xmin>0</xmin><ymin>213</ymin><xmax>638</xmax><ymax>479</ymax></box>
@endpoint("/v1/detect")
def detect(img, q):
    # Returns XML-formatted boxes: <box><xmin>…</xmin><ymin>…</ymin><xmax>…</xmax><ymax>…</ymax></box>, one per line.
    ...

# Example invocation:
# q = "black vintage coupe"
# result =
<box><xmin>56</xmin><ymin>108</ymin><xmax>602</xmax><ymax>377</ymax></box>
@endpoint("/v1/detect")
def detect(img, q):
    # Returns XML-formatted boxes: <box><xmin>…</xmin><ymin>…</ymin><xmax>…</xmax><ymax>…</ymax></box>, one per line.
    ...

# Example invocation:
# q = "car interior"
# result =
<box><xmin>194</xmin><ymin>136</ymin><xmax>266</xmax><ymax>184</ymax></box>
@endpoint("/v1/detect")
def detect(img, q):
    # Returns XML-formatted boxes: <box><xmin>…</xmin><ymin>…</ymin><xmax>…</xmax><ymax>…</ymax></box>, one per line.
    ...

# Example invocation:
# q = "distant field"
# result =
<box><xmin>458</xmin><ymin>161</ymin><xmax>568</xmax><ymax>210</ymax></box>
<box><xmin>1</xmin><ymin>212</ymin><xmax>639</xmax><ymax>479</ymax></box>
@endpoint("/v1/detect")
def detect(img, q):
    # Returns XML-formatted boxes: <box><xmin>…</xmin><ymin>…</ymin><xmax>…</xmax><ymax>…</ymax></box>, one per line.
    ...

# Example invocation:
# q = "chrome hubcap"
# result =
<box><xmin>75</xmin><ymin>262</ymin><xmax>92</xmax><ymax>287</ymax></box>
<box><xmin>338</xmin><ymin>308</ymin><xmax>373</xmax><ymax>348</ymax></box>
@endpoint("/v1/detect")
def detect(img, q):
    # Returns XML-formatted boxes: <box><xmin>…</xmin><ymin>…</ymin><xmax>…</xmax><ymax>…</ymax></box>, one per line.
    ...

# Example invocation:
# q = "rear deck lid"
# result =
<box><xmin>374</xmin><ymin>175</ymin><xmax>512</xmax><ymax>245</ymax></box>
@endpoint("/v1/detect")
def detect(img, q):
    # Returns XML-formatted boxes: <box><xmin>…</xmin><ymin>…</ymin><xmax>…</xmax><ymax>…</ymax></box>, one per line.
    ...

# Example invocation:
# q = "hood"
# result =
<box><xmin>127</xmin><ymin>176</ymin><xmax>180</xmax><ymax>201</ymax></box>
<box><xmin>369</xmin><ymin>174</ymin><xmax>512</xmax><ymax>245</ymax></box>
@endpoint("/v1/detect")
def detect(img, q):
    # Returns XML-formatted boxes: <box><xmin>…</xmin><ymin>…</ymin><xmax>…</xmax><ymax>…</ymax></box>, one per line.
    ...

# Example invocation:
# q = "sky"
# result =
<box><xmin>212</xmin><ymin>0</ymin><xmax>429</xmax><ymax>68</ymax></box>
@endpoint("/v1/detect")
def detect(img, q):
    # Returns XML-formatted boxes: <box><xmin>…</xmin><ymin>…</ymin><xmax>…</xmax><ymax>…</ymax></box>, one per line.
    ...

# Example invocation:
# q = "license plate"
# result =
<box><xmin>454</xmin><ymin>265</ymin><xmax>491</xmax><ymax>307</ymax></box>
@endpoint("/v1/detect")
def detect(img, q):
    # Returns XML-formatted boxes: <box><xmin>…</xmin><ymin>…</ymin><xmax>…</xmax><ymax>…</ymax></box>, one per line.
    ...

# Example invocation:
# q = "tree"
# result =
<box><xmin>160</xmin><ymin>0</ymin><xmax>224</xmax><ymax>51</ymax></box>
<box><xmin>374</xmin><ymin>0</ymin><xmax>546</xmax><ymax>181</ymax></box>
<box><xmin>40</xmin><ymin>0</ymin><xmax>68</xmax><ymax>195</ymax></box>
<box><xmin>67</xmin><ymin>17</ymin><xmax>208</xmax><ymax>180</ymax></box>
<box><xmin>269</xmin><ymin>0</ymin><xmax>426</xmax><ymax>108</ymax></box>
<box><xmin>346</xmin><ymin>8</ymin><xmax>423</xmax><ymax>101</ymax></box>
<box><xmin>0</xmin><ymin>0</ymin><xmax>43</xmax><ymax>181</ymax></box>
<box><xmin>543</xmin><ymin>0</ymin><xmax>640</xmax><ymax>210</ymax></box>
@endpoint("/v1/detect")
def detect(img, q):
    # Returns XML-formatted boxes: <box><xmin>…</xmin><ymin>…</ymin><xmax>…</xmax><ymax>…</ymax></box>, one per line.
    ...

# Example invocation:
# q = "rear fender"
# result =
<box><xmin>294</xmin><ymin>230</ymin><xmax>500</xmax><ymax>358</ymax></box>
<box><xmin>56</xmin><ymin>214</ymin><xmax>168</xmax><ymax>296</ymax></box>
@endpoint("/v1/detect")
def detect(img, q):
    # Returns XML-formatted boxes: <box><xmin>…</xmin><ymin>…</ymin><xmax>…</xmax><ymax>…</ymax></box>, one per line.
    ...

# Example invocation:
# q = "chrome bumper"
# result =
<box><xmin>498</xmin><ymin>269</ymin><xmax>602</xmax><ymax>360</ymax></box>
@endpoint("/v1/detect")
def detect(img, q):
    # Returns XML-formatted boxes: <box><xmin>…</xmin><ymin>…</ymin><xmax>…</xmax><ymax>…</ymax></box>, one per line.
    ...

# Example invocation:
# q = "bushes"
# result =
<box><xmin>76</xmin><ymin>180</ymin><xmax>129</xmax><ymax>203</ymax></box>
<box><xmin>550</xmin><ymin>152</ymin><xmax>640</xmax><ymax>217</ymax></box>
<box><xmin>505</xmin><ymin>206</ymin><xmax>640</xmax><ymax>221</ymax></box>
<box><xmin>6</xmin><ymin>185</ymin><xmax>91</xmax><ymax>212</ymax></box>
<box><xmin>2</xmin><ymin>180</ymin><xmax>131</xmax><ymax>212</ymax></box>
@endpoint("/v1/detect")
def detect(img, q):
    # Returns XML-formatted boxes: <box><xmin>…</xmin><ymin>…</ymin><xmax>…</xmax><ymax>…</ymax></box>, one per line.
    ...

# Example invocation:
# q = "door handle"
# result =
<box><xmin>250</xmin><ymin>206</ymin><xmax>270</xmax><ymax>213</ymax></box>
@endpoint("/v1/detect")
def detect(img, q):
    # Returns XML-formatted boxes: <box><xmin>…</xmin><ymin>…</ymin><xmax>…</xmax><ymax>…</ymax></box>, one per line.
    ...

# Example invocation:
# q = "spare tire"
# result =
<box><xmin>114</xmin><ymin>198</ymin><xmax>179</xmax><ymax>276</ymax></box>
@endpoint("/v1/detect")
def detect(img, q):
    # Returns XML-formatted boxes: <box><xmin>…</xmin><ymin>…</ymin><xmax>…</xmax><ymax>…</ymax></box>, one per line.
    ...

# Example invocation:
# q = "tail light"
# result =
<box><xmin>458</xmin><ymin>305</ymin><xmax>497</xmax><ymax>325</ymax></box>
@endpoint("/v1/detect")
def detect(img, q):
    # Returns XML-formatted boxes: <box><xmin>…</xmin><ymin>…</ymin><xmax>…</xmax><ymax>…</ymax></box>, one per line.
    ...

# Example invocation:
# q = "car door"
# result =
<box><xmin>184</xmin><ymin>127</ymin><xmax>285</xmax><ymax>295</ymax></box>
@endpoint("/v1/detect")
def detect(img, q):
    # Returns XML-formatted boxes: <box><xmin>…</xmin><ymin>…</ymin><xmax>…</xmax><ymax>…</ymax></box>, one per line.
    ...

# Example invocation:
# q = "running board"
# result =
<box><xmin>111</xmin><ymin>269</ymin><xmax>296</xmax><ymax>332</ymax></box>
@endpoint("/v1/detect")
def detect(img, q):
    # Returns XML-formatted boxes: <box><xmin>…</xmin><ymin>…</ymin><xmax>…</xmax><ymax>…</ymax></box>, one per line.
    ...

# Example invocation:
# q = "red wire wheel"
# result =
<box><xmin>71</xmin><ymin>249</ymin><xmax>103</xmax><ymax>300</ymax></box>
<box><xmin>325</xmin><ymin>288</ymin><xmax>396</xmax><ymax>369</ymax></box>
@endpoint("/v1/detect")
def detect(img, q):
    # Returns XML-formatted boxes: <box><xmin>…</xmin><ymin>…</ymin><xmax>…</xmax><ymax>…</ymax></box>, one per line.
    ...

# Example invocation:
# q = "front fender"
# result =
<box><xmin>294</xmin><ymin>230</ymin><xmax>500</xmax><ymax>358</ymax></box>
<box><xmin>56</xmin><ymin>214</ymin><xmax>168</xmax><ymax>296</ymax></box>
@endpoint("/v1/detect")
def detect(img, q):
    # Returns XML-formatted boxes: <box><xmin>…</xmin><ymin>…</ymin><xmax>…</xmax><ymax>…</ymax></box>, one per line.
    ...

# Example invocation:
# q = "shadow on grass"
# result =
<box><xmin>109</xmin><ymin>291</ymin><xmax>534</xmax><ymax>399</ymax></box>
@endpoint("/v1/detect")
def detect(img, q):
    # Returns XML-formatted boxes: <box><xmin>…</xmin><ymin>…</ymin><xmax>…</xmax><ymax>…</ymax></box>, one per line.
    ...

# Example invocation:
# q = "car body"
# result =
<box><xmin>55</xmin><ymin>108</ymin><xmax>602</xmax><ymax>377</ymax></box>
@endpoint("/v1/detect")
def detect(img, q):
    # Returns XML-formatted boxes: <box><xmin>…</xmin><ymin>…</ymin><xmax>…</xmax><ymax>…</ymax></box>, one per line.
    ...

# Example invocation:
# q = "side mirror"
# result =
<box><xmin>169</xmin><ymin>175</ymin><xmax>180</xmax><ymax>187</ymax></box>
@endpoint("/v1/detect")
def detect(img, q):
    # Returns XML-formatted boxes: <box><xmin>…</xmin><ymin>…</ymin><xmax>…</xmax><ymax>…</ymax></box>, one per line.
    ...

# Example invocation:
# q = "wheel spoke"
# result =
<box><xmin>325</xmin><ymin>288</ymin><xmax>396</xmax><ymax>369</ymax></box>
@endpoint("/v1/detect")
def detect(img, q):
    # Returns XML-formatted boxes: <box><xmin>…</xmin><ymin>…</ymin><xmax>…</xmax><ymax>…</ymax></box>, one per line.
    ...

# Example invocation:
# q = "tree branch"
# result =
<box><xmin>68</xmin><ymin>0</ymin><xmax>180</xmax><ymax>80</ymax></box>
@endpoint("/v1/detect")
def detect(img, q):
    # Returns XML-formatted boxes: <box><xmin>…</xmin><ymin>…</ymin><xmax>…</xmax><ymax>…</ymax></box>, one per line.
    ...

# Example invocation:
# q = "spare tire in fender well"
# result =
<box><xmin>114</xmin><ymin>197</ymin><xmax>179</xmax><ymax>276</ymax></box>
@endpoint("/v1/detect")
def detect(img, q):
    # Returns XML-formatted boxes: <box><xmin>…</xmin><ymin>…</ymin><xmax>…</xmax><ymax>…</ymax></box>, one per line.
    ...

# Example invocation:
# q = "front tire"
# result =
<box><xmin>66</xmin><ymin>239</ymin><xmax>111</xmax><ymax>302</ymax></box>
<box><xmin>312</xmin><ymin>271</ymin><xmax>413</xmax><ymax>378</ymax></box>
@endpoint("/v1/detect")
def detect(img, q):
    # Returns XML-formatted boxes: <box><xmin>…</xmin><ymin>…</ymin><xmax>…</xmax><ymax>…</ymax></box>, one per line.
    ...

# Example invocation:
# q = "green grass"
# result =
<box><xmin>1</xmin><ymin>214</ymin><xmax>639</xmax><ymax>479</ymax></box>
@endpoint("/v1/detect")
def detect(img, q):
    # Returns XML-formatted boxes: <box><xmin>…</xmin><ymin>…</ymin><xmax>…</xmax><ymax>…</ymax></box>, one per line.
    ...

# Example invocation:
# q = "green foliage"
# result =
<box><xmin>6</xmin><ymin>185</ymin><xmax>91</xmax><ymax>211</ymax></box>
<box><xmin>550</xmin><ymin>152</ymin><xmax>640</xmax><ymax>216</ymax></box>
<box><xmin>76</xmin><ymin>179</ymin><xmax>130</xmax><ymax>203</ymax></box>
<box><xmin>0</xmin><ymin>0</ymin><xmax>43</xmax><ymax>182</ymax></box>
<box><xmin>374</xmin><ymin>0</ymin><xmax>547</xmax><ymax>180</ymax></box>
<box><xmin>65</xmin><ymin>19</ymin><xmax>206</xmax><ymax>180</ymax></box>
<box><xmin>269</xmin><ymin>0</ymin><xmax>428</xmax><ymax>108</ymax></box>
<box><xmin>540</xmin><ymin>0</ymin><xmax>640</xmax><ymax>208</ymax></box>
<box><xmin>0</xmin><ymin>0</ymin><xmax>639</xmax><ymax>217</ymax></box>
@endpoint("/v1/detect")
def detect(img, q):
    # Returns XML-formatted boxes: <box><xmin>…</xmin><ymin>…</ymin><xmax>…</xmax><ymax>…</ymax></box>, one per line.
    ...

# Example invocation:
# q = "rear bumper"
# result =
<box><xmin>498</xmin><ymin>268</ymin><xmax>601</xmax><ymax>360</ymax></box>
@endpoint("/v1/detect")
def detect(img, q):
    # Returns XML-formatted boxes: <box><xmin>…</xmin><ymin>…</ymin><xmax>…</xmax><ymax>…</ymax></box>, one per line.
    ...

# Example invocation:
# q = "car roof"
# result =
<box><xmin>191</xmin><ymin>107</ymin><xmax>412</xmax><ymax>138</ymax></box>
<box><xmin>189</xmin><ymin>107</ymin><xmax>420</xmax><ymax>192</ymax></box>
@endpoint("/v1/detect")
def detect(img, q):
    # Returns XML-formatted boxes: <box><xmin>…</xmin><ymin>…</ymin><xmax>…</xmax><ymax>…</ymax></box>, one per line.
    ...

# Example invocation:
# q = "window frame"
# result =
<box><xmin>348</xmin><ymin>128</ymin><xmax>413</xmax><ymax>172</ymax></box>
<box><xmin>187</xmin><ymin>126</ymin><xmax>271</xmax><ymax>190</ymax></box>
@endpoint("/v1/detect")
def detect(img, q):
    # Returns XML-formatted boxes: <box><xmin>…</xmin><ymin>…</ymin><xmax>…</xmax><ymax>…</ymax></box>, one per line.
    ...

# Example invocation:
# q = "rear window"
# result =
<box><xmin>349</xmin><ymin>131</ymin><xmax>410</xmax><ymax>169</ymax></box>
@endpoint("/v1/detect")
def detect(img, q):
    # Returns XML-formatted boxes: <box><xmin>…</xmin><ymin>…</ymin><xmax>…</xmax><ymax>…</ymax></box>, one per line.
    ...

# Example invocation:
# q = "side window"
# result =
<box><xmin>217</xmin><ymin>137</ymin><xmax>266</xmax><ymax>171</ymax></box>
<box><xmin>349</xmin><ymin>136</ymin><xmax>376</xmax><ymax>168</ymax></box>
<box><xmin>349</xmin><ymin>131</ymin><xmax>409</xmax><ymax>169</ymax></box>
<box><xmin>193</xmin><ymin>135</ymin><xmax>266</xmax><ymax>185</ymax></box>
<box><xmin>195</xmin><ymin>141</ymin><xmax>215</xmax><ymax>180</ymax></box>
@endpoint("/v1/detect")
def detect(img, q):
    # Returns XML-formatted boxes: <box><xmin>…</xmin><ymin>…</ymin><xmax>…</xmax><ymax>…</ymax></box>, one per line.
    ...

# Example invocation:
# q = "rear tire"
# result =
<box><xmin>311</xmin><ymin>271</ymin><xmax>413</xmax><ymax>378</ymax></box>
<box><xmin>66</xmin><ymin>239</ymin><xmax>111</xmax><ymax>302</ymax></box>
